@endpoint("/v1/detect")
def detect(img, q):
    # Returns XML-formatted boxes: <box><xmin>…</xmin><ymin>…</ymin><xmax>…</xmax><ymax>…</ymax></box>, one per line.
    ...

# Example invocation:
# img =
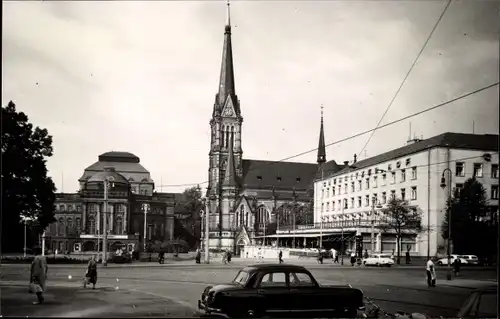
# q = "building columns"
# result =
<box><xmin>376</xmin><ymin>233</ymin><xmax>382</xmax><ymax>252</ymax></box>
<box><xmin>123</xmin><ymin>205</ymin><xmax>128</xmax><ymax>235</ymax></box>
<box><xmin>82</xmin><ymin>204</ymin><xmax>87</xmax><ymax>234</ymax></box>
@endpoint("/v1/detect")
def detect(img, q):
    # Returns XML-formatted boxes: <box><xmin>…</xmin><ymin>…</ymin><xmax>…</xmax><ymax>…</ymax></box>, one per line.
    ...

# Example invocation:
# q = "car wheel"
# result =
<box><xmin>437</xmin><ymin>261</ymin><xmax>443</xmax><ymax>265</ymax></box>
<box><xmin>245</xmin><ymin>309</ymin><xmax>263</xmax><ymax>318</ymax></box>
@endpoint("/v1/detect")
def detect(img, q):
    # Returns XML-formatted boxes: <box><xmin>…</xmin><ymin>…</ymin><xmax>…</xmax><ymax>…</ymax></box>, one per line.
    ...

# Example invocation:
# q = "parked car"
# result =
<box><xmin>459</xmin><ymin>255</ymin><xmax>480</xmax><ymax>266</ymax></box>
<box><xmin>362</xmin><ymin>254</ymin><xmax>394</xmax><ymax>267</ymax></box>
<box><xmin>198</xmin><ymin>263</ymin><xmax>365</xmax><ymax>318</ymax></box>
<box><xmin>437</xmin><ymin>254</ymin><xmax>468</xmax><ymax>266</ymax></box>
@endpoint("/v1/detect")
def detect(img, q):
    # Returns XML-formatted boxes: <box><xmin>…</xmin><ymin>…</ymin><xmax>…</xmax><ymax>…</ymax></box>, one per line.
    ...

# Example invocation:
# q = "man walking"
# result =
<box><xmin>278</xmin><ymin>250</ymin><xmax>283</xmax><ymax>264</ymax></box>
<box><xmin>426</xmin><ymin>257</ymin><xmax>436</xmax><ymax>287</ymax></box>
<box><xmin>331</xmin><ymin>248</ymin><xmax>339</xmax><ymax>263</ymax></box>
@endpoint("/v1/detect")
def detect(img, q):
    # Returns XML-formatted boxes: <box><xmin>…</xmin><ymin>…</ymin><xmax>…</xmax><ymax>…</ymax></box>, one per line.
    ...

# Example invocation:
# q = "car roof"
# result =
<box><xmin>242</xmin><ymin>263</ymin><xmax>308</xmax><ymax>273</ymax></box>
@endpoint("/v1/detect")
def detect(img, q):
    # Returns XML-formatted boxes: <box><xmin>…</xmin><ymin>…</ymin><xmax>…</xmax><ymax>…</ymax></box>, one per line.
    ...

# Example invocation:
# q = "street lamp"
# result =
<box><xmin>319</xmin><ymin>215</ymin><xmax>328</xmax><ymax>249</ymax></box>
<box><xmin>142</xmin><ymin>203</ymin><xmax>150</xmax><ymax>253</ymax></box>
<box><xmin>201</xmin><ymin>196</ymin><xmax>210</xmax><ymax>264</ymax></box>
<box><xmin>102</xmin><ymin>177</ymin><xmax>115</xmax><ymax>267</ymax></box>
<box><xmin>440</xmin><ymin>168</ymin><xmax>453</xmax><ymax>281</ymax></box>
<box><xmin>20</xmin><ymin>215</ymin><xmax>33</xmax><ymax>257</ymax></box>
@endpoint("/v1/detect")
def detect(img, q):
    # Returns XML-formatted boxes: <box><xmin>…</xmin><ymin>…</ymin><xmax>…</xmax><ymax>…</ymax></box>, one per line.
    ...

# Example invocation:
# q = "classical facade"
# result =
<box><xmin>45</xmin><ymin>152</ymin><xmax>176</xmax><ymax>254</ymax></box>
<box><xmin>308</xmin><ymin>133</ymin><xmax>499</xmax><ymax>257</ymax></box>
<box><xmin>204</xmin><ymin>6</ymin><xmax>345</xmax><ymax>254</ymax></box>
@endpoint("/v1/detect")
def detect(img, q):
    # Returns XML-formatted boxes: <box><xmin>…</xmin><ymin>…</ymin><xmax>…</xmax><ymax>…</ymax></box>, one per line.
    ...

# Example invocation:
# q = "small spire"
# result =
<box><xmin>226</xmin><ymin>0</ymin><xmax>231</xmax><ymax>27</ymax></box>
<box><xmin>317</xmin><ymin>104</ymin><xmax>326</xmax><ymax>164</ymax></box>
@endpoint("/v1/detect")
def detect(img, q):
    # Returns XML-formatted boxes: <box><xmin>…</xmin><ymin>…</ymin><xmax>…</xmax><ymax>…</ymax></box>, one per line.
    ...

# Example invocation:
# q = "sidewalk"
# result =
<box><xmin>0</xmin><ymin>280</ymin><xmax>196</xmax><ymax>317</ymax></box>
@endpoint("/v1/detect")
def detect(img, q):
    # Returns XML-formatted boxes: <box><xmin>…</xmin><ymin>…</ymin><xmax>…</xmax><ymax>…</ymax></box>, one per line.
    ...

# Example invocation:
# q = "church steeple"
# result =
<box><xmin>214</xmin><ymin>0</ymin><xmax>238</xmax><ymax>116</ymax></box>
<box><xmin>317</xmin><ymin>105</ymin><xmax>326</xmax><ymax>164</ymax></box>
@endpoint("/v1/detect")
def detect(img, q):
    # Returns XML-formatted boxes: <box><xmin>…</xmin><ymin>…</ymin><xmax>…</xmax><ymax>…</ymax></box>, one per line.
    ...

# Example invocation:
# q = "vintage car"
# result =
<box><xmin>436</xmin><ymin>254</ymin><xmax>468</xmax><ymax>266</ymax></box>
<box><xmin>198</xmin><ymin>263</ymin><xmax>365</xmax><ymax>318</ymax></box>
<box><xmin>362</xmin><ymin>254</ymin><xmax>394</xmax><ymax>267</ymax></box>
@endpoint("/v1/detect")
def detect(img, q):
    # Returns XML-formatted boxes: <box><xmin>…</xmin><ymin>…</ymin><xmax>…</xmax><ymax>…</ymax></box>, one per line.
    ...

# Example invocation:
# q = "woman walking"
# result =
<box><xmin>29</xmin><ymin>251</ymin><xmax>48</xmax><ymax>305</ymax></box>
<box><xmin>84</xmin><ymin>255</ymin><xmax>98</xmax><ymax>289</ymax></box>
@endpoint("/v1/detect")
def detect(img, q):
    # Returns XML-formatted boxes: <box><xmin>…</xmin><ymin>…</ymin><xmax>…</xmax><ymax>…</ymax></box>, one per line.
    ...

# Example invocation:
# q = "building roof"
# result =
<box><xmin>241</xmin><ymin>159</ymin><xmax>318</xmax><ymax>190</ymax></box>
<box><xmin>98</xmin><ymin>151</ymin><xmax>140</xmax><ymax>163</ymax></box>
<box><xmin>81</xmin><ymin>152</ymin><xmax>149</xmax><ymax>180</ymax></box>
<box><xmin>324</xmin><ymin>132</ymin><xmax>499</xmax><ymax>180</ymax></box>
<box><xmin>87</xmin><ymin>167</ymin><xmax>129</xmax><ymax>184</ymax></box>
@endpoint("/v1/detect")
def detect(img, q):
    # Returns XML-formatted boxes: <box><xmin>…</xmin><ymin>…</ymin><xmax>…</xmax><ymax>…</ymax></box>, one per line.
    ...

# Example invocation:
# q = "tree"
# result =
<box><xmin>181</xmin><ymin>185</ymin><xmax>203</xmax><ymax>243</ymax></box>
<box><xmin>442</xmin><ymin>178</ymin><xmax>495</xmax><ymax>257</ymax></box>
<box><xmin>1</xmin><ymin>101</ymin><xmax>57</xmax><ymax>253</ymax></box>
<box><xmin>376</xmin><ymin>197</ymin><xmax>423</xmax><ymax>265</ymax></box>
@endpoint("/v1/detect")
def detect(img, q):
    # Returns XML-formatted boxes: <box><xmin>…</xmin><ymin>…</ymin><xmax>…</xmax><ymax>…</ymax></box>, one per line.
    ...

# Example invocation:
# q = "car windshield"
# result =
<box><xmin>379</xmin><ymin>255</ymin><xmax>391</xmax><ymax>258</ymax></box>
<box><xmin>232</xmin><ymin>270</ymin><xmax>249</xmax><ymax>286</ymax></box>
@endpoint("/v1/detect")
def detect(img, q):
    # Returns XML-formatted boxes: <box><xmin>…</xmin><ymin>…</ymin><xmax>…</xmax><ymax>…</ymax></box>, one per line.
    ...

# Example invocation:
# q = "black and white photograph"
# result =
<box><xmin>1</xmin><ymin>0</ymin><xmax>498</xmax><ymax>318</ymax></box>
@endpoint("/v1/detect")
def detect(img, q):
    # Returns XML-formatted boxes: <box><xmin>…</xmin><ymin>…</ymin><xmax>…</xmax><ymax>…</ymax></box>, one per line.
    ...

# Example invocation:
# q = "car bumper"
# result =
<box><xmin>198</xmin><ymin>300</ymin><xmax>227</xmax><ymax>317</ymax></box>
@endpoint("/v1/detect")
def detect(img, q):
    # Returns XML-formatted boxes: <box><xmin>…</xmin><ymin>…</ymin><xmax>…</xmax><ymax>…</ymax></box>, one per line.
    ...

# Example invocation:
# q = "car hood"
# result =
<box><xmin>207</xmin><ymin>283</ymin><xmax>242</xmax><ymax>293</ymax></box>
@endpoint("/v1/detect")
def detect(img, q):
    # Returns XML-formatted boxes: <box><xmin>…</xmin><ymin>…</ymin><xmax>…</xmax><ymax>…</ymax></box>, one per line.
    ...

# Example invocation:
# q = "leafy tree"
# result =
<box><xmin>182</xmin><ymin>185</ymin><xmax>203</xmax><ymax>240</ymax></box>
<box><xmin>1</xmin><ymin>101</ymin><xmax>56</xmax><ymax>253</ymax></box>
<box><xmin>442</xmin><ymin>178</ymin><xmax>494</xmax><ymax>257</ymax></box>
<box><xmin>376</xmin><ymin>197</ymin><xmax>423</xmax><ymax>265</ymax></box>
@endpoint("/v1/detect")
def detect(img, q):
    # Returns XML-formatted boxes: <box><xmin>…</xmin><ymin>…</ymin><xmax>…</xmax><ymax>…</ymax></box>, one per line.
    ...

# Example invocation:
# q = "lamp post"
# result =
<box><xmin>201</xmin><ymin>197</ymin><xmax>210</xmax><ymax>264</ymax></box>
<box><xmin>142</xmin><ymin>203</ymin><xmax>150</xmax><ymax>252</ymax></box>
<box><xmin>440</xmin><ymin>168</ymin><xmax>453</xmax><ymax>281</ymax></box>
<box><xmin>102</xmin><ymin>177</ymin><xmax>114</xmax><ymax>267</ymax></box>
<box><xmin>371</xmin><ymin>200</ymin><xmax>383</xmax><ymax>253</ymax></box>
<box><xmin>41</xmin><ymin>231</ymin><xmax>46</xmax><ymax>256</ymax></box>
<box><xmin>20</xmin><ymin>215</ymin><xmax>33</xmax><ymax>257</ymax></box>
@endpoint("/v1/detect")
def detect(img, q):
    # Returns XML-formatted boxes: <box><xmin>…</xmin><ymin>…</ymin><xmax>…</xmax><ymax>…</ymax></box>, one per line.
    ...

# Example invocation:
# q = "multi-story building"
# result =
<box><xmin>204</xmin><ymin>5</ymin><xmax>338</xmax><ymax>254</ymax></box>
<box><xmin>45</xmin><ymin>151</ymin><xmax>176</xmax><ymax>254</ymax></box>
<box><xmin>306</xmin><ymin>133</ymin><xmax>498</xmax><ymax>257</ymax></box>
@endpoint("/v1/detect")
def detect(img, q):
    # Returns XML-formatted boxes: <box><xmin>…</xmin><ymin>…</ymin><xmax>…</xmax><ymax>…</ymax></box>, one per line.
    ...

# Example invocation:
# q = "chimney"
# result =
<box><xmin>353</xmin><ymin>154</ymin><xmax>357</xmax><ymax>163</ymax></box>
<box><xmin>344</xmin><ymin>161</ymin><xmax>349</xmax><ymax>166</ymax></box>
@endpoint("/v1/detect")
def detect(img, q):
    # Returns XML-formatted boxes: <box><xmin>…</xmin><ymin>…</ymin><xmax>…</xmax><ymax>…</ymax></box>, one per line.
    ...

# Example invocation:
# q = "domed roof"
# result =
<box><xmin>87</xmin><ymin>167</ymin><xmax>129</xmax><ymax>185</ymax></box>
<box><xmin>98</xmin><ymin>151</ymin><xmax>140</xmax><ymax>163</ymax></box>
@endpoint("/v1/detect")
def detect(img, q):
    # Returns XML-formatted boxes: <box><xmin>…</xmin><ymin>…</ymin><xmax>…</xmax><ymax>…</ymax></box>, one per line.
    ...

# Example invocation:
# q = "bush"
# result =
<box><xmin>1</xmin><ymin>256</ymin><xmax>87</xmax><ymax>264</ymax></box>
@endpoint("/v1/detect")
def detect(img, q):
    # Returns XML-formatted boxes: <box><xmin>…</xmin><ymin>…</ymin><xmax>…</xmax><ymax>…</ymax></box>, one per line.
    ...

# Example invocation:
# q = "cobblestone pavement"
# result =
<box><xmin>1</xmin><ymin>262</ymin><xmax>496</xmax><ymax>317</ymax></box>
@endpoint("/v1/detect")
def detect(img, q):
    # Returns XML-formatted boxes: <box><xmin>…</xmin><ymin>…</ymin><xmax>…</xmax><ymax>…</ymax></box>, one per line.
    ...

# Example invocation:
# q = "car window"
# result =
<box><xmin>476</xmin><ymin>293</ymin><xmax>497</xmax><ymax>317</ymax></box>
<box><xmin>259</xmin><ymin>272</ymin><xmax>287</xmax><ymax>288</ymax></box>
<box><xmin>380</xmin><ymin>255</ymin><xmax>391</xmax><ymax>258</ymax></box>
<box><xmin>289</xmin><ymin>272</ymin><xmax>315</xmax><ymax>287</ymax></box>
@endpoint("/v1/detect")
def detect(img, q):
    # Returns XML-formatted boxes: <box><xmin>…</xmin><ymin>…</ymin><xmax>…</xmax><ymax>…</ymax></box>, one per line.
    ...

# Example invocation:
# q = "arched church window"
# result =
<box><xmin>88</xmin><ymin>216</ymin><xmax>96</xmax><ymax>235</ymax></box>
<box><xmin>221</xmin><ymin>125</ymin><xmax>225</xmax><ymax>147</ymax></box>
<box><xmin>239</xmin><ymin>206</ymin><xmax>244</xmax><ymax>226</ymax></box>
<box><xmin>116</xmin><ymin>217</ymin><xmax>123</xmax><ymax>235</ymax></box>
<box><xmin>225</xmin><ymin>128</ymin><xmax>230</xmax><ymax>148</ymax></box>
<box><xmin>230</xmin><ymin>126</ymin><xmax>234</xmax><ymax>145</ymax></box>
<box><xmin>257</xmin><ymin>206</ymin><xmax>268</xmax><ymax>226</ymax></box>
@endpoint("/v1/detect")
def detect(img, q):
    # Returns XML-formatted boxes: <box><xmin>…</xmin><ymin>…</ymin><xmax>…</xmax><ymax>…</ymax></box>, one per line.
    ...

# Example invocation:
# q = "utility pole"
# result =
<box><xmin>142</xmin><ymin>203</ymin><xmax>150</xmax><ymax>252</ymax></box>
<box><xmin>204</xmin><ymin>196</ymin><xmax>210</xmax><ymax>264</ymax></box>
<box><xmin>103</xmin><ymin>179</ymin><xmax>109</xmax><ymax>267</ymax></box>
<box><xmin>41</xmin><ymin>231</ymin><xmax>46</xmax><ymax>256</ymax></box>
<box><xmin>341</xmin><ymin>203</ymin><xmax>345</xmax><ymax>265</ymax></box>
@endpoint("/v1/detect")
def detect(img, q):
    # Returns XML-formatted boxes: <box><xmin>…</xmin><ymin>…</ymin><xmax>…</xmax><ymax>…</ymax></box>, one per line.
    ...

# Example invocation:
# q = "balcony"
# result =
<box><xmin>278</xmin><ymin>219</ymin><xmax>382</xmax><ymax>232</ymax></box>
<box><xmin>80</xmin><ymin>191</ymin><xmax>129</xmax><ymax>199</ymax></box>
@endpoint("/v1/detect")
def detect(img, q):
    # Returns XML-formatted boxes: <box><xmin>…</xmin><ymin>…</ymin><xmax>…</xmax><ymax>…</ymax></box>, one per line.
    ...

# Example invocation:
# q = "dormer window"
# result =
<box><xmin>257</xmin><ymin>176</ymin><xmax>262</xmax><ymax>180</ymax></box>
<box><xmin>388</xmin><ymin>164</ymin><xmax>392</xmax><ymax>171</ymax></box>
<box><xmin>368</xmin><ymin>169</ymin><xmax>372</xmax><ymax>176</ymax></box>
<box><xmin>277</xmin><ymin>176</ymin><xmax>282</xmax><ymax>182</ymax></box>
<box><xmin>396</xmin><ymin>161</ymin><xmax>401</xmax><ymax>168</ymax></box>
<box><xmin>333</xmin><ymin>179</ymin><xmax>336</xmax><ymax>184</ymax></box>
<box><xmin>296</xmin><ymin>177</ymin><xmax>301</xmax><ymax>182</ymax></box>
<box><xmin>406</xmin><ymin>158</ymin><xmax>411</xmax><ymax>166</ymax></box>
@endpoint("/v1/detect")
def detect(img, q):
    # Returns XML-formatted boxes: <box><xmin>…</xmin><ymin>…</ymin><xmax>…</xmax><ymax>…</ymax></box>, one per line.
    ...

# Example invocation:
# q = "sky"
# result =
<box><xmin>2</xmin><ymin>0</ymin><xmax>499</xmax><ymax>194</ymax></box>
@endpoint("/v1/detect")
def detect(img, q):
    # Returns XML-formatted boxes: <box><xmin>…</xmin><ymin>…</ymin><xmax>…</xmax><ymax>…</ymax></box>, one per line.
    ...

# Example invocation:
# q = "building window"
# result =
<box><xmin>58</xmin><ymin>218</ymin><xmax>65</xmax><ymax>236</ymax></box>
<box><xmin>365</xmin><ymin>178</ymin><xmax>370</xmax><ymax>189</ymax></box>
<box><xmin>411</xmin><ymin>187</ymin><xmax>417</xmax><ymax>200</ymax></box>
<box><xmin>161</xmin><ymin>223</ymin><xmax>164</xmax><ymax>237</ymax></box>
<box><xmin>326</xmin><ymin>188</ymin><xmax>330</xmax><ymax>198</ymax></box>
<box><xmin>382</xmin><ymin>192</ymin><xmax>387</xmax><ymax>204</ymax></box>
<box><xmin>321</xmin><ymin>189</ymin><xmax>324</xmax><ymax>198</ymax></box>
<box><xmin>357</xmin><ymin>180</ymin><xmax>362</xmax><ymax>191</ymax></box>
<box><xmin>332</xmin><ymin>187</ymin><xmax>336</xmax><ymax>196</ymax></box>
<box><xmin>67</xmin><ymin>218</ymin><xmax>73</xmax><ymax>231</ymax></box>
<box><xmin>351</xmin><ymin>182</ymin><xmax>355</xmax><ymax>192</ymax></box>
<box><xmin>148</xmin><ymin>225</ymin><xmax>153</xmax><ymax>240</ymax></box>
<box><xmin>391</xmin><ymin>172</ymin><xmax>396</xmax><ymax>184</ymax></box>
<box><xmin>350</xmin><ymin>197</ymin><xmax>355</xmax><ymax>208</ymax></box>
<box><xmin>373</xmin><ymin>176</ymin><xmax>378</xmax><ymax>188</ymax></box>
<box><xmin>321</xmin><ymin>203</ymin><xmax>324</xmax><ymax>212</ymax></box>
<box><xmin>492</xmin><ymin>185</ymin><xmax>499</xmax><ymax>200</ymax></box>
<box><xmin>332</xmin><ymin>201</ymin><xmax>336</xmax><ymax>211</ymax></box>
<box><xmin>388</xmin><ymin>164</ymin><xmax>392</xmax><ymax>171</ymax></box>
<box><xmin>76</xmin><ymin>205</ymin><xmax>81</xmax><ymax>212</ymax></box>
<box><xmin>344</xmin><ymin>183</ymin><xmax>348</xmax><ymax>194</ymax></box>
<box><xmin>356</xmin><ymin>196</ymin><xmax>361</xmax><ymax>208</ymax></box>
<box><xmin>338</xmin><ymin>200</ymin><xmax>341</xmax><ymax>210</ymax></box>
<box><xmin>372</xmin><ymin>194</ymin><xmax>378</xmax><ymax>206</ymax></box>
<box><xmin>401</xmin><ymin>169</ymin><xmax>406</xmax><ymax>182</ymax></box>
<box><xmin>492</xmin><ymin>164</ymin><xmax>499</xmax><ymax>178</ymax></box>
<box><xmin>411</xmin><ymin>167</ymin><xmax>417</xmax><ymax>179</ymax></box>
<box><xmin>117</xmin><ymin>204</ymin><xmax>125</xmax><ymax>213</ymax></box>
<box><xmin>455</xmin><ymin>183</ymin><xmax>464</xmax><ymax>195</ymax></box>
<box><xmin>343</xmin><ymin>199</ymin><xmax>348</xmax><ymax>209</ymax></box>
<box><xmin>338</xmin><ymin>185</ymin><xmax>342</xmax><ymax>195</ymax></box>
<box><xmin>473</xmin><ymin>163</ymin><xmax>483</xmax><ymax>177</ymax></box>
<box><xmin>401</xmin><ymin>188</ymin><xmax>406</xmax><ymax>200</ymax></box>
<box><xmin>60</xmin><ymin>205</ymin><xmax>66</xmax><ymax>212</ymax></box>
<box><xmin>390</xmin><ymin>190</ymin><xmax>396</xmax><ymax>200</ymax></box>
<box><xmin>88</xmin><ymin>216</ymin><xmax>96</xmax><ymax>234</ymax></box>
<box><xmin>364</xmin><ymin>195</ymin><xmax>370</xmax><ymax>207</ymax></box>
<box><xmin>76</xmin><ymin>218</ymin><xmax>81</xmax><ymax>232</ymax></box>
<box><xmin>333</xmin><ymin>178</ymin><xmax>336</xmax><ymax>184</ymax></box>
<box><xmin>455</xmin><ymin>162</ymin><xmax>465</xmax><ymax>177</ymax></box>
<box><xmin>406</xmin><ymin>158</ymin><xmax>411</xmax><ymax>166</ymax></box>
<box><xmin>326</xmin><ymin>202</ymin><xmax>330</xmax><ymax>212</ymax></box>
<box><xmin>382</xmin><ymin>174</ymin><xmax>387</xmax><ymax>186</ymax></box>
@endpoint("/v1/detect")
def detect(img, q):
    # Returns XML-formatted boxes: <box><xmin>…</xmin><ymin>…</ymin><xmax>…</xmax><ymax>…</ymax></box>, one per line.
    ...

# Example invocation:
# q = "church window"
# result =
<box><xmin>88</xmin><ymin>216</ymin><xmax>96</xmax><ymax>235</ymax></box>
<box><xmin>239</xmin><ymin>206</ymin><xmax>244</xmax><ymax>226</ymax></box>
<box><xmin>257</xmin><ymin>206</ymin><xmax>268</xmax><ymax>226</ymax></box>
<box><xmin>231</xmin><ymin>126</ymin><xmax>235</xmax><ymax>145</ymax></box>
<box><xmin>221</xmin><ymin>125</ymin><xmax>225</xmax><ymax>147</ymax></box>
<box><xmin>116</xmin><ymin>217</ymin><xmax>123</xmax><ymax>235</ymax></box>
<box><xmin>225</xmin><ymin>129</ymin><xmax>230</xmax><ymax>148</ymax></box>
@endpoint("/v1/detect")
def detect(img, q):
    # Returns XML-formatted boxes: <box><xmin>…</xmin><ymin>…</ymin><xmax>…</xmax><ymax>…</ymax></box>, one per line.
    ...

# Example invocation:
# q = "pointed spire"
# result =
<box><xmin>317</xmin><ymin>104</ymin><xmax>326</xmax><ymax>164</ymax></box>
<box><xmin>223</xmin><ymin>135</ymin><xmax>238</xmax><ymax>187</ymax></box>
<box><xmin>215</xmin><ymin>0</ymin><xmax>236</xmax><ymax>114</ymax></box>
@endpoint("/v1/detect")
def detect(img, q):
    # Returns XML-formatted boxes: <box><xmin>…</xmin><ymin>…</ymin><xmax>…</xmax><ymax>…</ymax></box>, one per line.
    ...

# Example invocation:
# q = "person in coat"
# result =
<box><xmin>453</xmin><ymin>258</ymin><xmax>461</xmax><ymax>277</ymax></box>
<box><xmin>84</xmin><ymin>255</ymin><xmax>98</xmax><ymax>289</ymax></box>
<box><xmin>350</xmin><ymin>252</ymin><xmax>356</xmax><ymax>267</ymax></box>
<box><xmin>29</xmin><ymin>252</ymin><xmax>48</xmax><ymax>304</ymax></box>
<box><xmin>426</xmin><ymin>257</ymin><xmax>436</xmax><ymax>287</ymax></box>
<box><xmin>278</xmin><ymin>250</ymin><xmax>283</xmax><ymax>264</ymax></box>
<box><xmin>195</xmin><ymin>249</ymin><xmax>201</xmax><ymax>264</ymax></box>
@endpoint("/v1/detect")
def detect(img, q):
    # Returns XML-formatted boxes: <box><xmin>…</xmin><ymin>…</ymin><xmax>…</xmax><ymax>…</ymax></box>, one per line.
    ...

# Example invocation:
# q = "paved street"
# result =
<box><xmin>1</xmin><ymin>260</ymin><xmax>496</xmax><ymax>317</ymax></box>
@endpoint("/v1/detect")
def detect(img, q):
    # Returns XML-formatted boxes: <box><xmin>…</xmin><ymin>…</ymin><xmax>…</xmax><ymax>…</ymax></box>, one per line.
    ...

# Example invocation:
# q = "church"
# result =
<box><xmin>205</xmin><ymin>4</ymin><xmax>346</xmax><ymax>254</ymax></box>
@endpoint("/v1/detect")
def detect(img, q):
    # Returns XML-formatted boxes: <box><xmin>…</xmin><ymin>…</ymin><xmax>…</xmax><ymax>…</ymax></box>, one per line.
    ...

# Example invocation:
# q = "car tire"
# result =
<box><xmin>437</xmin><ymin>261</ymin><xmax>443</xmax><ymax>265</ymax></box>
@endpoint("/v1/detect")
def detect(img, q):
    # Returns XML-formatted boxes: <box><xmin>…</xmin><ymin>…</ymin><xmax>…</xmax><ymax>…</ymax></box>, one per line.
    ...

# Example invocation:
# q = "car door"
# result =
<box><xmin>256</xmin><ymin>271</ymin><xmax>291</xmax><ymax>316</ymax></box>
<box><xmin>288</xmin><ymin>271</ymin><xmax>324</xmax><ymax>316</ymax></box>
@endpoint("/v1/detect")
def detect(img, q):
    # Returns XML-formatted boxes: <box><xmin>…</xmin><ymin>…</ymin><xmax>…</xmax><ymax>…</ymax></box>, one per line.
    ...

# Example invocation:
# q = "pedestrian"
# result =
<box><xmin>29</xmin><ymin>250</ymin><xmax>48</xmax><ymax>305</ymax></box>
<box><xmin>221</xmin><ymin>250</ymin><xmax>227</xmax><ymax>264</ymax></box>
<box><xmin>405</xmin><ymin>251</ymin><xmax>411</xmax><ymax>264</ymax></box>
<box><xmin>227</xmin><ymin>250</ymin><xmax>232</xmax><ymax>263</ymax></box>
<box><xmin>195</xmin><ymin>249</ymin><xmax>201</xmax><ymax>264</ymax></box>
<box><xmin>332</xmin><ymin>248</ymin><xmax>339</xmax><ymax>263</ymax></box>
<box><xmin>453</xmin><ymin>258</ymin><xmax>461</xmax><ymax>277</ymax></box>
<box><xmin>158</xmin><ymin>251</ymin><xmax>165</xmax><ymax>264</ymax></box>
<box><xmin>363</xmin><ymin>249</ymin><xmax>369</xmax><ymax>259</ymax></box>
<box><xmin>350</xmin><ymin>252</ymin><xmax>356</xmax><ymax>267</ymax></box>
<box><xmin>426</xmin><ymin>257</ymin><xmax>436</xmax><ymax>287</ymax></box>
<box><xmin>84</xmin><ymin>255</ymin><xmax>98</xmax><ymax>289</ymax></box>
<box><xmin>278</xmin><ymin>250</ymin><xmax>283</xmax><ymax>264</ymax></box>
<box><xmin>317</xmin><ymin>249</ymin><xmax>324</xmax><ymax>264</ymax></box>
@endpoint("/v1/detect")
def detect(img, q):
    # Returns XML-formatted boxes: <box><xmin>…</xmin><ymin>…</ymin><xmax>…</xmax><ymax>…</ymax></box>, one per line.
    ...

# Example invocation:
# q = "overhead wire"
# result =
<box><xmin>155</xmin><ymin>81</ymin><xmax>499</xmax><ymax>189</ymax></box>
<box><xmin>356</xmin><ymin>0</ymin><xmax>453</xmax><ymax>159</ymax></box>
